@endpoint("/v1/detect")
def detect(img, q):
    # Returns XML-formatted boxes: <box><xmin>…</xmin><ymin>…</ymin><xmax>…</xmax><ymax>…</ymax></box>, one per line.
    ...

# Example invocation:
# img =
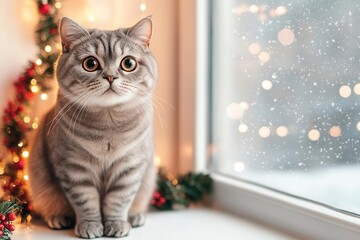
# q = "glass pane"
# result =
<box><xmin>210</xmin><ymin>0</ymin><xmax>360</xmax><ymax>215</ymax></box>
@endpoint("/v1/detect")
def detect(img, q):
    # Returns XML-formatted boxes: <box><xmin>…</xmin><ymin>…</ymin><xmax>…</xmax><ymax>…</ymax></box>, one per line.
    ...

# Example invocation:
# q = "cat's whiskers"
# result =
<box><xmin>119</xmin><ymin>82</ymin><xmax>172</xmax><ymax>134</ymax></box>
<box><xmin>47</xmin><ymin>90</ymin><xmax>94</xmax><ymax>135</ymax></box>
<box><xmin>68</xmin><ymin>83</ymin><xmax>103</xmax><ymax>135</ymax></box>
<box><xmin>69</xmin><ymin>91</ymin><xmax>97</xmax><ymax>137</ymax></box>
<box><xmin>46</xmin><ymin>90</ymin><xmax>88</xmax><ymax>133</ymax></box>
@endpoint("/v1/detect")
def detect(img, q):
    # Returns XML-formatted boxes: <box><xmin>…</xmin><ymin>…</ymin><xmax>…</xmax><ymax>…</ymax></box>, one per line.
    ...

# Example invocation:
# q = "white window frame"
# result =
<box><xmin>194</xmin><ymin>0</ymin><xmax>360</xmax><ymax>239</ymax></box>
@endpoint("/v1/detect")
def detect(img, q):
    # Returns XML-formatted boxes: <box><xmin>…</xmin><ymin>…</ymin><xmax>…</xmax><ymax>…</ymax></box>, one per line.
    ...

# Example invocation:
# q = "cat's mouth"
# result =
<box><xmin>102</xmin><ymin>87</ymin><xmax>118</xmax><ymax>96</ymax></box>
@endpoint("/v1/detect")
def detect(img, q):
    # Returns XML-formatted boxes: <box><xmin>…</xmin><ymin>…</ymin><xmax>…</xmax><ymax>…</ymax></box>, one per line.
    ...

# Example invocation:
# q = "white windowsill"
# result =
<box><xmin>13</xmin><ymin>208</ymin><xmax>297</xmax><ymax>240</ymax></box>
<box><xmin>212</xmin><ymin>173</ymin><xmax>360</xmax><ymax>240</ymax></box>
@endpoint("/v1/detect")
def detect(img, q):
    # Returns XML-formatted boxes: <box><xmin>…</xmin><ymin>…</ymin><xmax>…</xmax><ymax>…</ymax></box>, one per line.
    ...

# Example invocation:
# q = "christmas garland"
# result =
<box><xmin>0</xmin><ymin>1</ymin><xmax>212</xmax><ymax>237</ymax></box>
<box><xmin>1</xmin><ymin>0</ymin><xmax>61</xmax><ymax>225</ymax></box>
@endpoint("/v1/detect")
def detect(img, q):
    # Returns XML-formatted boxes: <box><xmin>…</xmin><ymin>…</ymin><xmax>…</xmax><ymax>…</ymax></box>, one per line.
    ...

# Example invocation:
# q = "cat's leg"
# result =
<box><xmin>128</xmin><ymin>163</ymin><xmax>156</xmax><ymax>227</ymax></box>
<box><xmin>102</xmin><ymin>161</ymin><xmax>147</xmax><ymax>237</ymax></box>
<box><xmin>57</xmin><ymin>161</ymin><xmax>103</xmax><ymax>239</ymax></box>
<box><xmin>28</xmin><ymin>119</ymin><xmax>75</xmax><ymax>229</ymax></box>
<box><xmin>29</xmin><ymin>171</ymin><xmax>74</xmax><ymax>229</ymax></box>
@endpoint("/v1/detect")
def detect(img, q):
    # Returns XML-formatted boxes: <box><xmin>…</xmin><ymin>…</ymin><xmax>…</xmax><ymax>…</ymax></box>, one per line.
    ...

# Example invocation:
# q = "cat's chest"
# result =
<box><xmin>86</xmin><ymin>131</ymin><xmax>125</xmax><ymax>159</ymax></box>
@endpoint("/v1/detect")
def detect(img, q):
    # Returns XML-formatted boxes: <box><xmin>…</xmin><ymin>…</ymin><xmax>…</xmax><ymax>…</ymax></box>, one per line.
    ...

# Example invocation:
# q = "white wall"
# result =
<box><xmin>0</xmin><ymin>0</ymin><xmax>180</xmax><ymax>174</ymax></box>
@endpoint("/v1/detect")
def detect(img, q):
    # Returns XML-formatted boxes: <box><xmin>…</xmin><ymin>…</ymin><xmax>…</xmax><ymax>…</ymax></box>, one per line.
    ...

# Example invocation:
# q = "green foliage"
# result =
<box><xmin>153</xmin><ymin>172</ymin><xmax>213</xmax><ymax>210</ymax></box>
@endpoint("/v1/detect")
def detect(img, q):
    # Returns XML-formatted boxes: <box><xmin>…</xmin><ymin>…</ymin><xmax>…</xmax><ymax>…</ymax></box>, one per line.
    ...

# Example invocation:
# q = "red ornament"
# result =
<box><xmin>18</xmin><ymin>76</ymin><xmax>26</xmax><ymax>82</ymax></box>
<box><xmin>0</xmin><ymin>214</ymin><xmax>5</xmax><ymax>222</ymax></box>
<box><xmin>50</xmin><ymin>28</ymin><xmax>57</xmax><ymax>35</ymax></box>
<box><xmin>0</xmin><ymin>231</ymin><xmax>2</xmax><ymax>236</ymax></box>
<box><xmin>7</xmin><ymin>224</ymin><xmax>15</xmax><ymax>232</ymax></box>
<box><xmin>14</xmin><ymin>160</ymin><xmax>25</xmax><ymax>170</ymax></box>
<box><xmin>39</xmin><ymin>3</ymin><xmax>51</xmax><ymax>15</ymax></box>
<box><xmin>0</xmin><ymin>224</ymin><xmax>3</xmax><ymax>231</ymax></box>
<box><xmin>7</xmin><ymin>213</ymin><xmax>16</xmax><ymax>221</ymax></box>
<box><xmin>26</xmin><ymin>68</ymin><xmax>35</xmax><ymax>78</ymax></box>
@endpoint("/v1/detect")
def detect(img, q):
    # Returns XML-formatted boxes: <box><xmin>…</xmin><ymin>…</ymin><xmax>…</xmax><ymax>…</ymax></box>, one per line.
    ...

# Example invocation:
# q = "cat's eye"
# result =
<box><xmin>120</xmin><ymin>56</ymin><xmax>137</xmax><ymax>72</ymax></box>
<box><xmin>82</xmin><ymin>57</ymin><xmax>100</xmax><ymax>72</ymax></box>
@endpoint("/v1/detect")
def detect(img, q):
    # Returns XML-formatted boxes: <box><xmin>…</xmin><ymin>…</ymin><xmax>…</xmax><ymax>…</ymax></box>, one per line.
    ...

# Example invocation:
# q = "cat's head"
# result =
<box><xmin>56</xmin><ymin>17</ymin><xmax>157</xmax><ymax>107</ymax></box>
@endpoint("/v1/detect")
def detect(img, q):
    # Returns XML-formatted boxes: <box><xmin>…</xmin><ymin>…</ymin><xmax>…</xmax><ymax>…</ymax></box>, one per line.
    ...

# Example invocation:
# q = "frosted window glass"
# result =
<box><xmin>210</xmin><ymin>0</ymin><xmax>360</xmax><ymax>214</ymax></box>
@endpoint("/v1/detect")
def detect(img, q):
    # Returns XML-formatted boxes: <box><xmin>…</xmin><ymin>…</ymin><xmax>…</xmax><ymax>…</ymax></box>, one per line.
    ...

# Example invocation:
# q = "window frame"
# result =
<box><xmin>195</xmin><ymin>0</ymin><xmax>360</xmax><ymax>238</ymax></box>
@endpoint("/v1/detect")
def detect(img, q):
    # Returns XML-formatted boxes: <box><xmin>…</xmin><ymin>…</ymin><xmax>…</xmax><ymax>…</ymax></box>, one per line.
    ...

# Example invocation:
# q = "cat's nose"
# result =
<box><xmin>103</xmin><ymin>75</ymin><xmax>118</xmax><ymax>83</ymax></box>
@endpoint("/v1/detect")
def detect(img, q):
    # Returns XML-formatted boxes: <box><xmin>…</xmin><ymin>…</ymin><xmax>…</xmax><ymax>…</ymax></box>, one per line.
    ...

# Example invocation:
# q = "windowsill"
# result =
<box><xmin>12</xmin><ymin>208</ymin><xmax>298</xmax><ymax>240</ymax></box>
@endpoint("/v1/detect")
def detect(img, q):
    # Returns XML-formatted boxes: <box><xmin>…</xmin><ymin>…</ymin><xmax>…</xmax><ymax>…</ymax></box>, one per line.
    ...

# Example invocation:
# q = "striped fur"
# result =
<box><xmin>27</xmin><ymin>17</ymin><xmax>157</xmax><ymax>238</ymax></box>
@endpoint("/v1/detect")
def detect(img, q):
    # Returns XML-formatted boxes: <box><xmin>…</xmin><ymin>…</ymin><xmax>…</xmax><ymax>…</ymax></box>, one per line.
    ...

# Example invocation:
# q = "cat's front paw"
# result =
<box><xmin>75</xmin><ymin>221</ymin><xmax>103</xmax><ymax>239</ymax></box>
<box><xmin>128</xmin><ymin>213</ymin><xmax>145</xmax><ymax>227</ymax></box>
<box><xmin>104</xmin><ymin>220</ymin><xmax>131</xmax><ymax>238</ymax></box>
<box><xmin>47</xmin><ymin>216</ymin><xmax>74</xmax><ymax>229</ymax></box>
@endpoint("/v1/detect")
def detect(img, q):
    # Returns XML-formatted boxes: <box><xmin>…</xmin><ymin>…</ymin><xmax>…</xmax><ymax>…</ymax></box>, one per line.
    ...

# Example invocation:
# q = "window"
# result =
<box><xmin>209</xmin><ymin>0</ymin><xmax>360</xmax><ymax>219</ymax></box>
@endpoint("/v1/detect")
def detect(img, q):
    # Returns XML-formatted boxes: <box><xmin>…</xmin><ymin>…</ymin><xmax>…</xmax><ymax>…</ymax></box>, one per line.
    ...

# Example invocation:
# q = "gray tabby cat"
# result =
<box><xmin>27</xmin><ymin>16</ymin><xmax>157</xmax><ymax>238</ymax></box>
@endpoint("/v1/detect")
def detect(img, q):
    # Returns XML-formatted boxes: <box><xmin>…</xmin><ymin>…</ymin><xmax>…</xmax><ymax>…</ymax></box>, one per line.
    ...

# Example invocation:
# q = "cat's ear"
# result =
<box><xmin>60</xmin><ymin>17</ymin><xmax>90</xmax><ymax>53</ymax></box>
<box><xmin>126</xmin><ymin>16</ymin><xmax>153</xmax><ymax>48</ymax></box>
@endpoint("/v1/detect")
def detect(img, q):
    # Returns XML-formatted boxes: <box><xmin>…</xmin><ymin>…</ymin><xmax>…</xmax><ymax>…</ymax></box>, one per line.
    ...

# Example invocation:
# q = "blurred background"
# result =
<box><xmin>0</xmin><ymin>0</ymin><xmax>195</xmax><ymax>176</ymax></box>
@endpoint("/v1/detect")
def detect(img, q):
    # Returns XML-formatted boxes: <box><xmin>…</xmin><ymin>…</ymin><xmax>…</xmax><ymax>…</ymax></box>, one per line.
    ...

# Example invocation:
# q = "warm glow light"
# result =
<box><xmin>24</xmin><ymin>175</ymin><xmax>29</xmax><ymax>181</ymax></box>
<box><xmin>238</xmin><ymin>123</ymin><xmax>248</xmax><ymax>133</ymax></box>
<box><xmin>41</xmin><ymin>93</ymin><xmax>48</xmax><ymax>101</ymax></box>
<box><xmin>24</xmin><ymin>116</ymin><xmax>31</xmax><ymax>123</ymax></box>
<box><xmin>32</xmin><ymin>123</ymin><xmax>39</xmax><ymax>129</ymax></box>
<box><xmin>329</xmin><ymin>126</ymin><xmax>341</xmax><ymax>138</ymax></box>
<box><xmin>226</xmin><ymin>103</ymin><xmax>244</xmax><ymax>119</ymax></box>
<box><xmin>232</xmin><ymin>5</ymin><xmax>248</xmax><ymax>15</ymax></box>
<box><xmin>171</xmin><ymin>179</ymin><xmax>178</xmax><ymax>185</ymax></box>
<box><xmin>31</xmin><ymin>85</ymin><xmax>39</xmax><ymax>93</ymax></box>
<box><xmin>140</xmin><ymin>3</ymin><xmax>147</xmax><ymax>11</ymax></box>
<box><xmin>308</xmin><ymin>129</ymin><xmax>320</xmax><ymax>141</ymax></box>
<box><xmin>248</xmin><ymin>43</ymin><xmax>261</xmax><ymax>55</ymax></box>
<box><xmin>339</xmin><ymin>85</ymin><xmax>352</xmax><ymax>98</ymax></box>
<box><xmin>258</xmin><ymin>52</ymin><xmax>270</xmax><ymax>63</ymax></box>
<box><xmin>13</xmin><ymin>156</ymin><xmax>20</xmax><ymax>163</ymax></box>
<box><xmin>262</xmin><ymin>80</ymin><xmax>273</xmax><ymax>90</ymax></box>
<box><xmin>239</xmin><ymin>102</ymin><xmax>250</xmax><ymax>111</ymax></box>
<box><xmin>18</xmin><ymin>141</ymin><xmax>24</xmax><ymax>147</ymax></box>
<box><xmin>154</xmin><ymin>156</ymin><xmax>161</xmax><ymax>167</ymax></box>
<box><xmin>248</xmin><ymin>5</ymin><xmax>259</xmax><ymax>13</ymax></box>
<box><xmin>278</xmin><ymin>28</ymin><xmax>295</xmax><ymax>46</ymax></box>
<box><xmin>259</xmin><ymin>126</ymin><xmax>271</xmax><ymax>138</ymax></box>
<box><xmin>30</xmin><ymin>79</ymin><xmax>37</xmax><ymax>85</ymax></box>
<box><xmin>0</xmin><ymin>168</ymin><xmax>4</xmax><ymax>175</ymax></box>
<box><xmin>234</xmin><ymin>162</ymin><xmax>245</xmax><ymax>173</ymax></box>
<box><xmin>22</xmin><ymin>151</ymin><xmax>29</xmax><ymax>158</ymax></box>
<box><xmin>276</xmin><ymin>126</ymin><xmax>288</xmax><ymax>137</ymax></box>
<box><xmin>88</xmin><ymin>15</ymin><xmax>95</xmax><ymax>22</ymax></box>
<box><xmin>357</xmin><ymin>122</ymin><xmax>360</xmax><ymax>131</ymax></box>
<box><xmin>55</xmin><ymin>1</ymin><xmax>62</xmax><ymax>9</ymax></box>
<box><xmin>45</xmin><ymin>45</ymin><xmax>52</xmax><ymax>52</ymax></box>
<box><xmin>275</xmin><ymin>6</ymin><xmax>287</xmax><ymax>16</ymax></box>
<box><xmin>13</xmin><ymin>156</ymin><xmax>19</xmax><ymax>163</ymax></box>
<box><xmin>35</xmin><ymin>58</ymin><xmax>42</xmax><ymax>65</ymax></box>
<box><xmin>354</xmin><ymin>83</ymin><xmax>360</xmax><ymax>95</ymax></box>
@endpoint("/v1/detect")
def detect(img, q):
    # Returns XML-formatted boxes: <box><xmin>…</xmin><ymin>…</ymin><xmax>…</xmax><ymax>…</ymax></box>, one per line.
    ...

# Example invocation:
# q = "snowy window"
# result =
<box><xmin>210</xmin><ymin>0</ymin><xmax>360</xmax><ymax>214</ymax></box>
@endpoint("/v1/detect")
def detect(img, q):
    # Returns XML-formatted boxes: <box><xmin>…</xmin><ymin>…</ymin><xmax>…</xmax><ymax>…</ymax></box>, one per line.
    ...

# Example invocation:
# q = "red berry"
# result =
<box><xmin>7</xmin><ymin>224</ymin><xmax>15</xmax><ymax>232</ymax></box>
<box><xmin>0</xmin><ymin>231</ymin><xmax>2</xmax><ymax>236</ymax></box>
<box><xmin>3</xmin><ymin>221</ymin><xmax>8</xmax><ymax>226</ymax></box>
<box><xmin>0</xmin><ymin>214</ymin><xmax>5</xmax><ymax>221</ymax></box>
<box><xmin>0</xmin><ymin>224</ymin><xmax>4</xmax><ymax>230</ymax></box>
<box><xmin>153</xmin><ymin>191</ymin><xmax>160</xmax><ymax>198</ymax></box>
<box><xmin>7</xmin><ymin>213</ymin><xmax>16</xmax><ymax>221</ymax></box>
<box><xmin>39</xmin><ymin>3</ymin><xmax>51</xmax><ymax>15</ymax></box>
